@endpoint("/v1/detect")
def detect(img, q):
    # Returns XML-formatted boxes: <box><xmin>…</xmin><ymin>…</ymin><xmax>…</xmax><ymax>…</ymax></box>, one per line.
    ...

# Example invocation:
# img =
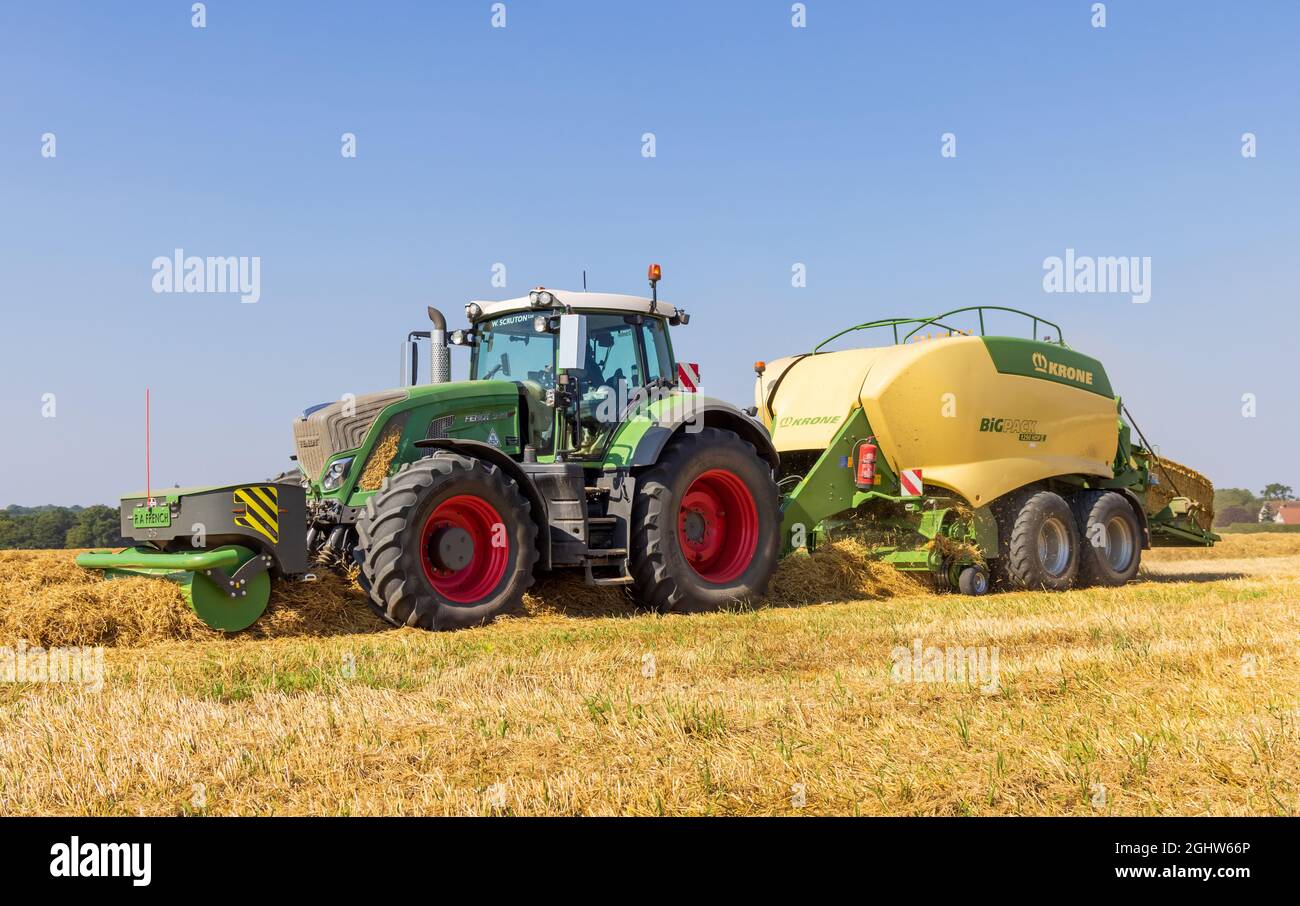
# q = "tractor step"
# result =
<box><xmin>583</xmin><ymin>550</ymin><xmax>633</xmax><ymax>587</ymax></box>
<box><xmin>588</xmin><ymin>575</ymin><xmax>635</xmax><ymax>587</ymax></box>
<box><xmin>585</xmin><ymin>546</ymin><xmax>627</xmax><ymax>559</ymax></box>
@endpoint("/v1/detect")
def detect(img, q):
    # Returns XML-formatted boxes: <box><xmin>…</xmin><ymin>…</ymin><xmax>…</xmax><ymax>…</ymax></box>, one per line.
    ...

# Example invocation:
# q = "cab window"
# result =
<box><xmin>581</xmin><ymin>314</ymin><xmax>641</xmax><ymax>393</ymax></box>
<box><xmin>641</xmin><ymin>318</ymin><xmax>673</xmax><ymax>383</ymax></box>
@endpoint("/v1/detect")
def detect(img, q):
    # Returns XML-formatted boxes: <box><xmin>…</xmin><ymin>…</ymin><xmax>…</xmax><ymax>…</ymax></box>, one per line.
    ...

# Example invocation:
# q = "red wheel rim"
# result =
<box><xmin>419</xmin><ymin>495</ymin><xmax>509</xmax><ymax>603</ymax></box>
<box><xmin>677</xmin><ymin>468</ymin><xmax>759</xmax><ymax>583</ymax></box>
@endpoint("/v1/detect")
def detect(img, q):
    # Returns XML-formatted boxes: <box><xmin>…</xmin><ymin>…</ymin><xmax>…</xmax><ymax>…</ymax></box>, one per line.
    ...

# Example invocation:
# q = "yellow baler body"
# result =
<box><xmin>757</xmin><ymin>335</ymin><xmax>1119</xmax><ymax>506</ymax></box>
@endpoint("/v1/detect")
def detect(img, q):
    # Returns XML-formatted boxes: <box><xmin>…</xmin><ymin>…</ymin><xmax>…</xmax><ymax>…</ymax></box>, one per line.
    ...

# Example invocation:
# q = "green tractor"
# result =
<box><xmin>80</xmin><ymin>267</ymin><xmax>781</xmax><ymax>630</ymax></box>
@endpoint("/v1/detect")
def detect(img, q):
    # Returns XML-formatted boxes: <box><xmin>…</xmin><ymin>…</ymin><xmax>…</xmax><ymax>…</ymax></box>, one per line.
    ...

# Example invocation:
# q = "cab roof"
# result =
<box><xmin>468</xmin><ymin>289</ymin><xmax>681</xmax><ymax>322</ymax></box>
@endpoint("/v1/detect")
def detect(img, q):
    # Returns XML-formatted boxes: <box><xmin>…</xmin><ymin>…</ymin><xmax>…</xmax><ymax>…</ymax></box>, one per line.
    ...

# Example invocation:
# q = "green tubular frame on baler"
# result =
<box><xmin>813</xmin><ymin>306</ymin><xmax>1069</xmax><ymax>353</ymax></box>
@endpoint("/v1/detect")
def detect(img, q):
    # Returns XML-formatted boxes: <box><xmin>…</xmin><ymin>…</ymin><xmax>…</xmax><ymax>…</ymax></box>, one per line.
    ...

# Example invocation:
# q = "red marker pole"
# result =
<box><xmin>146</xmin><ymin>387</ymin><xmax>151</xmax><ymax>506</ymax></box>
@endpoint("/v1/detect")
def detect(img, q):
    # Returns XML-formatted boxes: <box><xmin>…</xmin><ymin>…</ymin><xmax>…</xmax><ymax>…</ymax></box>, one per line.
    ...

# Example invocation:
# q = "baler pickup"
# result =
<box><xmin>1146</xmin><ymin>497</ymin><xmax>1220</xmax><ymax>547</ymax></box>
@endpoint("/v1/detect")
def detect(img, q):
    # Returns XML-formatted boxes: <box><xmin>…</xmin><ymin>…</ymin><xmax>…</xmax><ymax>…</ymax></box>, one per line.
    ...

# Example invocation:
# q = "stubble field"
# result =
<box><xmin>0</xmin><ymin>534</ymin><xmax>1296</xmax><ymax>816</ymax></box>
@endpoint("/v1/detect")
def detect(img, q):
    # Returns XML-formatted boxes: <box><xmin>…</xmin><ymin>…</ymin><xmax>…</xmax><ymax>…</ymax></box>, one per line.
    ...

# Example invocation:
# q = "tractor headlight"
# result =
<box><xmin>465</xmin><ymin>302</ymin><xmax>482</xmax><ymax>321</ymax></box>
<box><xmin>321</xmin><ymin>457</ymin><xmax>354</xmax><ymax>491</ymax></box>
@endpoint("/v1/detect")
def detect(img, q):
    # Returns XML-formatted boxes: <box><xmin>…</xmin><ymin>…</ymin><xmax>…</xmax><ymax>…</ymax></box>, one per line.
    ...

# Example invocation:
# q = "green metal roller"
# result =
<box><xmin>76</xmin><ymin>544</ymin><xmax>273</xmax><ymax>631</ymax></box>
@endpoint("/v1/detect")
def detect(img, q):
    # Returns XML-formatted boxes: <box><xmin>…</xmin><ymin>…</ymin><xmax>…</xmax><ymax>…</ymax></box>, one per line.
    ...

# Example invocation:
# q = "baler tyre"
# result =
<box><xmin>1003</xmin><ymin>490</ymin><xmax>1080</xmax><ymax>591</ymax></box>
<box><xmin>630</xmin><ymin>427</ymin><xmax>780</xmax><ymax>614</ymax></box>
<box><xmin>957</xmin><ymin>564</ymin><xmax>990</xmax><ymax>596</ymax></box>
<box><xmin>356</xmin><ymin>454</ymin><xmax>538</xmax><ymax>630</ymax></box>
<box><xmin>989</xmin><ymin>489</ymin><xmax>1029</xmax><ymax>588</ymax></box>
<box><xmin>1073</xmin><ymin>490</ymin><xmax>1142</xmax><ymax>587</ymax></box>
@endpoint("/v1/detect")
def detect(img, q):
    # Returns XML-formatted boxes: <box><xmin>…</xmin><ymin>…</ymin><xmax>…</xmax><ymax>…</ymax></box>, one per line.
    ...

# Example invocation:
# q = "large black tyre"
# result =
<box><xmin>1072</xmin><ymin>490</ymin><xmax>1142</xmax><ymax>587</ymax></box>
<box><xmin>356</xmin><ymin>454</ymin><xmax>538</xmax><ymax>630</ymax></box>
<box><xmin>999</xmin><ymin>489</ymin><xmax>1080</xmax><ymax>591</ymax></box>
<box><xmin>629</xmin><ymin>427</ymin><xmax>780</xmax><ymax>614</ymax></box>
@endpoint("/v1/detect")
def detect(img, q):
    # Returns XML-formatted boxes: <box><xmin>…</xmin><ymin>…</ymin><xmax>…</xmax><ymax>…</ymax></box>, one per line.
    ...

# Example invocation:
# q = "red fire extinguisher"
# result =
<box><xmin>855</xmin><ymin>439</ymin><xmax>877</xmax><ymax>490</ymax></box>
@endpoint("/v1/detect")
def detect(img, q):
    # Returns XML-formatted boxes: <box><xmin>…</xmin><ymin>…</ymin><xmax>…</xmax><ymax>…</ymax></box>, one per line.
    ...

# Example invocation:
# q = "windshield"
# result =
<box><xmin>472</xmin><ymin>313</ymin><xmax>556</xmax><ymax>385</ymax></box>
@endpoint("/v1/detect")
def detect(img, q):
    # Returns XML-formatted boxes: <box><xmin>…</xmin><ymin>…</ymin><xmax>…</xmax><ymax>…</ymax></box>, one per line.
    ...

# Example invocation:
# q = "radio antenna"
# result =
<box><xmin>145</xmin><ymin>387</ymin><xmax>152</xmax><ymax>505</ymax></box>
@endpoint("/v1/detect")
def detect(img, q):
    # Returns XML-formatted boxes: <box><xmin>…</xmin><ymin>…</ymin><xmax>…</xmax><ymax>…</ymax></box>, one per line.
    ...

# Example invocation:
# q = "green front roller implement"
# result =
<box><xmin>75</xmin><ymin>482</ymin><xmax>309</xmax><ymax>632</ymax></box>
<box><xmin>75</xmin><ymin>544</ymin><xmax>273</xmax><ymax>631</ymax></box>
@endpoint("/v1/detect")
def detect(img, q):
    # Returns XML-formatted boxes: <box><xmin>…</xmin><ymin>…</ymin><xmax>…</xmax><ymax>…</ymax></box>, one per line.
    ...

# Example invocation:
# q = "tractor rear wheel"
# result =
<box><xmin>629</xmin><ymin>427</ymin><xmax>780</xmax><ymax>614</ymax></box>
<box><xmin>1073</xmin><ymin>490</ymin><xmax>1142</xmax><ymax>587</ymax></box>
<box><xmin>999</xmin><ymin>489</ymin><xmax>1080</xmax><ymax>591</ymax></box>
<box><xmin>357</xmin><ymin>454</ymin><xmax>538</xmax><ymax>630</ymax></box>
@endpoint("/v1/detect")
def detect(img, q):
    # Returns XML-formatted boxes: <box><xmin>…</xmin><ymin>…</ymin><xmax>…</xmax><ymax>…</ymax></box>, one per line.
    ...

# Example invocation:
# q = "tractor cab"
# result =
<box><xmin>453</xmin><ymin>271</ymin><xmax>689</xmax><ymax>460</ymax></box>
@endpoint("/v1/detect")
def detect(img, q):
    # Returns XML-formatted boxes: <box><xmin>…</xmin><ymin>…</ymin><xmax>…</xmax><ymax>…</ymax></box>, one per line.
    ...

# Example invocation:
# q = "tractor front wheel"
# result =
<box><xmin>357</xmin><ymin>454</ymin><xmax>538</xmax><ymax>630</ymax></box>
<box><xmin>630</xmin><ymin>428</ymin><xmax>780</xmax><ymax>613</ymax></box>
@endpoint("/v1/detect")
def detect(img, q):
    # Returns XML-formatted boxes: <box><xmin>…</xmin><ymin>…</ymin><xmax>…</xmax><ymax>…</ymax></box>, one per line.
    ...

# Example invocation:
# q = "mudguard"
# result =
<box><xmin>605</xmin><ymin>393</ymin><xmax>779</xmax><ymax>470</ymax></box>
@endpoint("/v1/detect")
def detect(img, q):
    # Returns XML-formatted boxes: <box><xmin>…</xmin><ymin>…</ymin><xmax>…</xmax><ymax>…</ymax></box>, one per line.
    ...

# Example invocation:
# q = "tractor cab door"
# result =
<box><xmin>571</xmin><ymin>313</ymin><xmax>674</xmax><ymax>455</ymax></box>
<box><xmin>579</xmin><ymin>316</ymin><xmax>639</xmax><ymax>408</ymax></box>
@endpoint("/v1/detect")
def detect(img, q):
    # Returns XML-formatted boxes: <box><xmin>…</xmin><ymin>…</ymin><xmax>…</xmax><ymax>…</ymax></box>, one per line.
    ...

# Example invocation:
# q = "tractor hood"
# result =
<box><xmin>292</xmin><ymin>389</ymin><xmax>410</xmax><ymax>482</ymax></box>
<box><xmin>292</xmin><ymin>381</ymin><xmax>522</xmax><ymax>488</ymax></box>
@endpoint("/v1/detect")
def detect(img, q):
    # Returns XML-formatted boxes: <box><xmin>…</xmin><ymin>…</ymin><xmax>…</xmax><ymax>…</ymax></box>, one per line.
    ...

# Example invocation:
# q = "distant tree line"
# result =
<box><xmin>0</xmin><ymin>505</ymin><xmax>127</xmax><ymax>550</ymax></box>
<box><xmin>1214</xmin><ymin>483</ymin><xmax>1294</xmax><ymax>527</ymax></box>
<box><xmin>4</xmin><ymin>482</ymin><xmax>1291</xmax><ymax>547</ymax></box>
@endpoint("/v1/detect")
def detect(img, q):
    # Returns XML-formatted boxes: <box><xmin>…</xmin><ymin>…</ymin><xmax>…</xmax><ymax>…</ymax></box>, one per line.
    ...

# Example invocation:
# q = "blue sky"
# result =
<box><xmin>1</xmin><ymin>1</ymin><xmax>1296</xmax><ymax>505</ymax></box>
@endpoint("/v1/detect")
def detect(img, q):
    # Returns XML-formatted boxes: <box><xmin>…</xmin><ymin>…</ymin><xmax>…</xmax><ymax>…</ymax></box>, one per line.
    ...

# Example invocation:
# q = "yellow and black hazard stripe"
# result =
<box><xmin>233</xmin><ymin>485</ymin><xmax>280</xmax><ymax>544</ymax></box>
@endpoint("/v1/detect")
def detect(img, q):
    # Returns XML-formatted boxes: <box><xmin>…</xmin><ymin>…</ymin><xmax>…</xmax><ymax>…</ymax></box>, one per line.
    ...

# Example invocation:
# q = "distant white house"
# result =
<box><xmin>1279</xmin><ymin>502</ymin><xmax>1300</xmax><ymax>525</ymax></box>
<box><xmin>1260</xmin><ymin>501</ymin><xmax>1300</xmax><ymax>525</ymax></box>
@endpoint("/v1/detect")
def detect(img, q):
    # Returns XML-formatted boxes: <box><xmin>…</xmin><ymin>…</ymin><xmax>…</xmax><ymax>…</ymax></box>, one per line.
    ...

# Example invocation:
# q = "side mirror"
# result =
<box><xmin>401</xmin><ymin>331</ymin><xmax>431</xmax><ymax>386</ymax></box>
<box><xmin>557</xmin><ymin>314</ymin><xmax>587</xmax><ymax>372</ymax></box>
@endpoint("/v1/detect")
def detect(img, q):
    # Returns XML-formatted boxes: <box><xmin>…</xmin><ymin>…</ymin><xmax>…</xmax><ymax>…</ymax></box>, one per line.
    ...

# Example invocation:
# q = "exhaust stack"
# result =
<box><xmin>427</xmin><ymin>306</ymin><xmax>451</xmax><ymax>383</ymax></box>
